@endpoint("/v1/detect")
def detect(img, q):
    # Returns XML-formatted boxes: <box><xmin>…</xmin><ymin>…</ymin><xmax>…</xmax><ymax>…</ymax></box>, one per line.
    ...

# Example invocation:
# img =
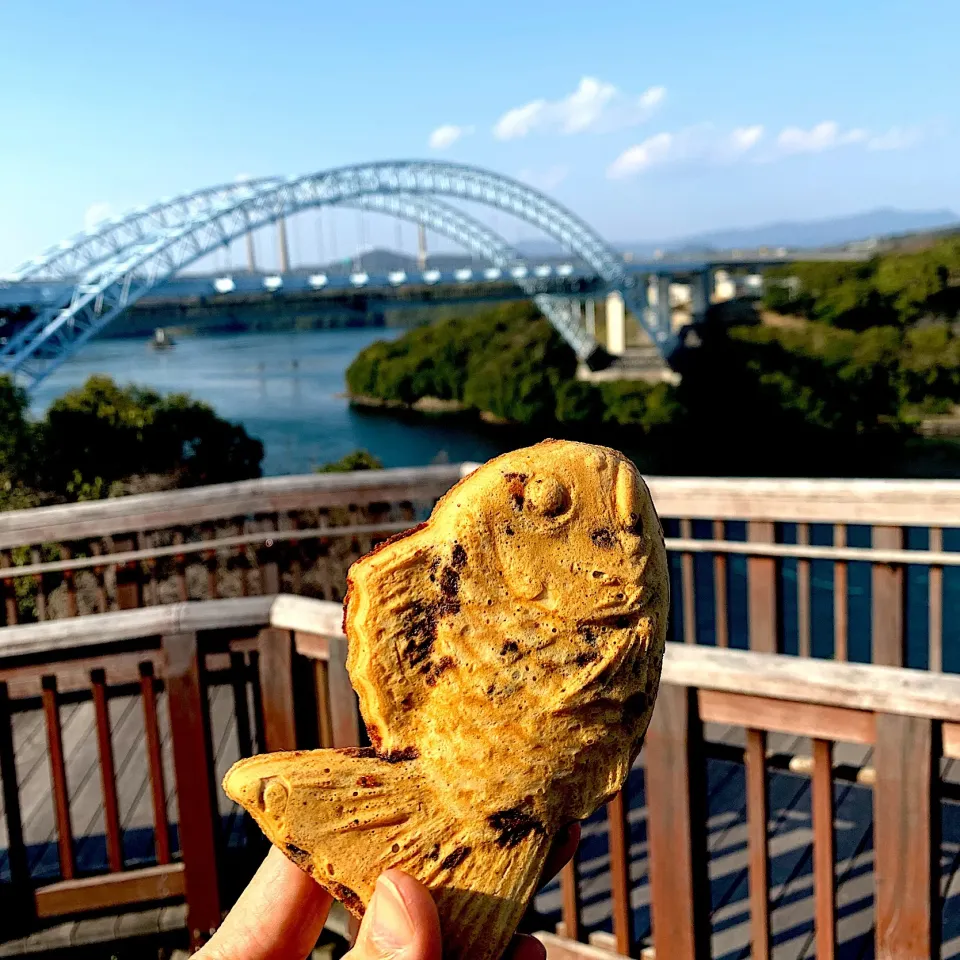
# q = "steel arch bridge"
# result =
<box><xmin>1</xmin><ymin>161</ymin><xmax>672</xmax><ymax>390</ymax></box>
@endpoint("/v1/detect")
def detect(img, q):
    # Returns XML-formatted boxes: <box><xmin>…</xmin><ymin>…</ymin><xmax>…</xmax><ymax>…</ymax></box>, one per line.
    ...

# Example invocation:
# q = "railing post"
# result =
<box><xmin>113</xmin><ymin>535</ymin><xmax>144</xmax><ymax>609</ymax></box>
<box><xmin>0</xmin><ymin>682</ymin><xmax>33</xmax><ymax>930</ymax></box>
<box><xmin>644</xmin><ymin>684</ymin><xmax>711</xmax><ymax>960</ymax></box>
<box><xmin>163</xmin><ymin>631</ymin><xmax>221</xmax><ymax>951</ymax></box>
<box><xmin>327</xmin><ymin>634</ymin><xmax>361</xmax><ymax>748</ymax></box>
<box><xmin>747</xmin><ymin>521</ymin><xmax>777</xmax><ymax>653</ymax></box>
<box><xmin>872</xmin><ymin>526</ymin><xmax>905</xmax><ymax>667</ymax></box>
<box><xmin>257</xmin><ymin>627</ymin><xmax>297</xmax><ymax>752</ymax></box>
<box><xmin>873</xmin><ymin>712</ymin><xmax>938</xmax><ymax>960</ymax></box>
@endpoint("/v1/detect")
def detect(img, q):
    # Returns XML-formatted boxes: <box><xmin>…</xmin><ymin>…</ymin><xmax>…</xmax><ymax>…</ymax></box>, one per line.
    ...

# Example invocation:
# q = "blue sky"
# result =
<box><xmin>1</xmin><ymin>0</ymin><xmax>956</xmax><ymax>270</ymax></box>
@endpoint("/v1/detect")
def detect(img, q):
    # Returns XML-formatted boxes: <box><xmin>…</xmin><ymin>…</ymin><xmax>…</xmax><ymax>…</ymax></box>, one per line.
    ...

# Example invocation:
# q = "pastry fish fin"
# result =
<box><xmin>223</xmin><ymin>747</ymin><xmax>553</xmax><ymax>960</ymax></box>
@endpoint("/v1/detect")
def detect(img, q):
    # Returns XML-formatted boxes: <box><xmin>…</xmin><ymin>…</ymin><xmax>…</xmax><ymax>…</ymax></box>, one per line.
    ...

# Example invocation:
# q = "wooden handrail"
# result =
<box><xmin>0</xmin><ymin>594</ymin><xmax>341</xmax><ymax>658</ymax></box>
<box><xmin>0</xmin><ymin>464</ymin><xmax>465</xmax><ymax>548</ymax></box>
<box><xmin>3</xmin><ymin>467</ymin><xmax>960</xmax><ymax>553</ymax></box>
<box><xmin>7</xmin><ymin>594</ymin><xmax>960</xmax><ymax>726</ymax></box>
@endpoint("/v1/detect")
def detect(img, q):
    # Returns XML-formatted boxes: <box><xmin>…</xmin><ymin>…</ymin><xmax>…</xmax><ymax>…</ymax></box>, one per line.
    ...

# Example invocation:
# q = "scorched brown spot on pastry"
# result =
<box><xmin>223</xmin><ymin>439</ymin><xmax>668</xmax><ymax>960</ymax></box>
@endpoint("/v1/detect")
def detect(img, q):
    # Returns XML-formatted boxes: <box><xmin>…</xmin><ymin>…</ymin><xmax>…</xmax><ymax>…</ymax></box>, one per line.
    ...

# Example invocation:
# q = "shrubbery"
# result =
<box><xmin>0</xmin><ymin>374</ymin><xmax>263</xmax><ymax>506</ymax></box>
<box><xmin>763</xmin><ymin>237</ymin><xmax>960</xmax><ymax>329</ymax></box>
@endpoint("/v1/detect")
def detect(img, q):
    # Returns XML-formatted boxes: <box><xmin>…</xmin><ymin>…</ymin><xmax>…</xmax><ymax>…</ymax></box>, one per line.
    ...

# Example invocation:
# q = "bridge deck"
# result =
<box><xmin>3</xmin><ymin>696</ymin><xmax>960</xmax><ymax>958</ymax></box>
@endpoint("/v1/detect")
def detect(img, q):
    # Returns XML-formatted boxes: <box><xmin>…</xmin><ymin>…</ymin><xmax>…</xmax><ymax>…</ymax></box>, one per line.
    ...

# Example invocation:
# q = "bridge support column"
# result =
<box><xmin>278</xmin><ymin>218</ymin><xmax>291</xmax><ymax>273</ymax></box>
<box><xmin>690</xmin><ymin>270</ymin><xmax>710</xmax><ymax>324</ymax></box>
<box><xmin>246</xmin><ymin>233</ymin><xmax>257</xmax><ymax>274</ymax></box>
<box><xmin>585</xmin><ymin>299</ymin><xmax>596</xmax><ymax>338</ymax></box>
<box><xmin>656</xmin><ymin>275</ymin><xmax>672</xmax><ymax>334</ymax></box>
<box><xmin>606</xmin><ymin>291</ymin><xmax>626</xmax><ymax>356</ymax></box>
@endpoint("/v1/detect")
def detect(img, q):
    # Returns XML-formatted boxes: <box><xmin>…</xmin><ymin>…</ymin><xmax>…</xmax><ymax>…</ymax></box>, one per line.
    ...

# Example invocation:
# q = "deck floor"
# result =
<box><xmin>3</xmin><ymin>685</ymin><xmax>960</xmax><ymax>958</ymax></box>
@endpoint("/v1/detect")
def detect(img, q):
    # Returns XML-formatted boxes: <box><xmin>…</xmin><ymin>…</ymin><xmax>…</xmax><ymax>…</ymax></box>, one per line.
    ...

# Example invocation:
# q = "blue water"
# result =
<box><xmin>29</xmin><ymin>329</ymin><xmax>527</xmax><ymax>476</ymax></box>
<box><xmin>30</xmin><ymin>328</ymin><xmax>953</xmax><ymax>671</ymax></box>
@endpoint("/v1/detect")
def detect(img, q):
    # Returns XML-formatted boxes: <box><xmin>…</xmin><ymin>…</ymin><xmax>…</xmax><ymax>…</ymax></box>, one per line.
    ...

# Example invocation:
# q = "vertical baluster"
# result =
<box><xmin>31</xmin><ymin>547</ymin><xmax>47</xmax><ymax>622</ymax></box>
<box><xmin>111</xmin><ymin>535</ymin><xmax>144</xmax><ymax>610</ymax></box>
<box><xmin>286</xmin><ymin>511</ymin><xmax>303</xmax><ymax>595</ymax></box>
<box><xmin>237</xmin><ymin>518</ymin><xmax>251</xmax><ymax>597</ymax></box>
<box><xmin>257</xmin><ymin>628</ymin><xmax>297</xmax><ymax>751</ymax></box>
<box><xmin>139</xmin><ymin>663</ymin><xmax>171</xmax><ymax>865</ymax></box>
<box><xmin>929</xmin><ymin>527</ymin><xmax>943</xmax><ymax>672</ymax></box>
<box><xmin>747</xmin><ymin>521</ymin><xmax>777</xmax><ymax>653</ymax></box>
<box><xmin>872</xmin><ymin>525</ymin><xmax>905</xmax><ymax>667</ymax></box>
<box><xmin>91</xmin><ymin>669</ymin><xmax>123</xmax><ymax>871</ymax></box>
<box><xmin>60</xmin><ymin>545</ymin><xmax>78</xmax><ymax>617</ymax></box>
<box><xmin>797</xmin><ymin>523</ymin><xmax>811</xmax><ymax>658</ymax></box>
<box><xmin>230</xmin><ymin>653</ymin><xmax>254</xmax><ymax>759</ymax></box>
<box><xmin>812</xmin><ymin>739</ymin><xmax>836</xmax><ymax>960</ymax></box>
<box><xmin>41</xmin><ymin>677</ymin><xmax>75</xmax><ymax>879</ymax></box>
<box><xmin>259</xmin><ymin>516</ymin><xmax>280</xmax><ymax>595</ymax></box>
<box><xmin>0</xmin><ymin>550</ymin><xmax>18</xmax><ymax>625</ymax></box>
<box><xmin>140</xmin><ymin>532</ymin><xmax>159</xmax><ymax>606</ymax></box>
<box><xmin>172</xmin><ymin>530</ymin><xmax>189</xmax><ymax>602</ymax></box>
<box><xmin>745</xmin><ymin>729</ymin><xmax>770</xmax><ymax>960</ymax></box>
<box><xmin>317</xmin><ymin>509</ymin><xmax>334</xmax><ymax>601</ymax></box>
<box><xmin>645</xmin><ymin>684</ymin><xmax>711</xmax><ymax>960</ymax></box>
<box><xmin>0</xmin><ymin>682</ymin><xmax>32</xmax><ymax>924</ymax></box>
<box><xmin>327</xmin><ymin>634</ymin><xmax>361</xmax><ymax>749</ymax></box>
<box><xmin>163</xmin><ymin>632</ymin><xmax>221</xmax><ymax>950</ymax></box>
<box><xmin>679</xmin><ymin>519</ymin><xmax>696</xmax><ymax>645</ymax></box>
<box><xmin>314</xmin><ymin>658</ymin><xmax>334</xmax><ymax>748</ymax></box>
<box><xmin>833</xmin><ymin>525</ymin><xmax>847</xmax><ymax>662</ymax></box>
<box><xmin>559</xmin><ymin>857</ymin><xmax>582</xmax><ymax>942</ymax></box>
<box><xmin>713</xmin><ymin>519</ymin><xmax>728</xmax><ymax>648</ymax></box>
<box><xmin>203</xmin><ymin>524</ymin><xmax>219</xmax><ymax>599</ymax></box>
<box><xmin>874</xmin><ymin>713</ymin><xmax>938</xmax><ymax>959</ymax></box>
<box><xmin>90</xmin><ymin>541</ymin><xmax>108</xmax><ymax>613</ymax></box>
<box><xmin>607</xmin><ymin>789</ymin><xmax>633</xmax><ymax>955</ymax></box>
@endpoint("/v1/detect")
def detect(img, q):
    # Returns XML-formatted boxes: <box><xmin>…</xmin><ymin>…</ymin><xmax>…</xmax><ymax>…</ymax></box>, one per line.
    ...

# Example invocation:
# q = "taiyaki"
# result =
<box><xmin>223</xmin><ymin>439</ymin><xmax>669</xmax><ymax>960</ymax></box>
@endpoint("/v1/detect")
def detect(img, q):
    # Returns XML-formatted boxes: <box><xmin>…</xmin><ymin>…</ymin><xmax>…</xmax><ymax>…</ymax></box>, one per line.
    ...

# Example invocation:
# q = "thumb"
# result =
<box><xmin>346</xmin><ymin>870</ymin><xmax>442</xmax><ymax>960</ymax></box>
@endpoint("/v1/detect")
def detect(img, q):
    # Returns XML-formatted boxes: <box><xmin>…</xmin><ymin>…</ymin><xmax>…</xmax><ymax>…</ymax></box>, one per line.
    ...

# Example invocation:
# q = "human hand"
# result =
<box><xmin>196</xmin><ymin>823</ymin><xmax>580</xmax><ymax>960</ymax></box>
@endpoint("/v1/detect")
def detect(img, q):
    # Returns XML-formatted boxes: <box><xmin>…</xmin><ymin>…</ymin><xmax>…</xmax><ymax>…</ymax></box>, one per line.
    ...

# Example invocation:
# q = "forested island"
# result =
<box><xmin>347</xmin><ymin>236</ymin><xmax>960</xmax><ymax>477</ymax></box>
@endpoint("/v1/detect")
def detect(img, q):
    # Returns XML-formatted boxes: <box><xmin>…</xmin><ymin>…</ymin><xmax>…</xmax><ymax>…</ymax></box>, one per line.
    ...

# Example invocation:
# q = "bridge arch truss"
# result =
<box><xmin>2</xmin><ymin>161</ymin><xmax>668</xmax><ymax>389</ymax></box>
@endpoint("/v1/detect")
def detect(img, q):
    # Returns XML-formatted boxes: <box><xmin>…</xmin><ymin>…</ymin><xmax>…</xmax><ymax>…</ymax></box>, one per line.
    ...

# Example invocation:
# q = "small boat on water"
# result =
<box><xmin>150</xmin><ymin>328</ymin><xmax>175</xmax><ymax>351</ymax></box>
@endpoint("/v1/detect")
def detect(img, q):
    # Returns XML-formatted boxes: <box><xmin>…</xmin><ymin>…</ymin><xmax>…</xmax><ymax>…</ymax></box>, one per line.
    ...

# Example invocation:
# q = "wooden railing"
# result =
<box><xmin>2</xmin><ymin>467</ymin><xmax>959</xmax><ymax>670</ymax></box>
<box><xmin>2</xmin><ymin>595</ymin><xmax>959</xmax><ymax>958</ymax></box>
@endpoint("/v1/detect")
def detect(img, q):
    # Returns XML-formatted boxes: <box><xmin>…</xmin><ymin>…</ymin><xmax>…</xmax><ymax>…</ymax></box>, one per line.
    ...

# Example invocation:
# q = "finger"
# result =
<box><xmin>346</xmin><ymin>869</ymin><xmax>442</xmax><ymax>960</ymax></box>
<box><xmin>504</xmin><ymin>934</ymin><xmax>547</xmax><ymax>960</ymax></box>
<box><xmin>540</xmin><ymin>822</ymin><xmax>581</xmax><ymax>888</ymax></box>
<box><xmin>197</xmin><ymin>846</ymin><xmax>332</xmax><ymax>960</ymax></box>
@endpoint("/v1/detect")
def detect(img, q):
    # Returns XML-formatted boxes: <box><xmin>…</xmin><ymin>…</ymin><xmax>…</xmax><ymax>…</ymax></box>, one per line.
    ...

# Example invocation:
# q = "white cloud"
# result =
<box><xmin>493</xmin><ymin>77</ymin><xmax>665</xmax><ymax>140</ymax></box>
<box><xmin>867</xmin><ymin>125</ymin><xmax>923</xmax><ymax>151</ymax></box>
<box><xmin>428</xmin><ymin>124</ymin><xmax>474</xmax><ymax>150</ymax></box>
<box><xmin>84</xmin><ymin>202</ymin><xmax>113</xmax><ymax>231</ymax></box>
<box><xmin>517</xmin><ymin>165</ymin><xmax>570</xmax><ymax>191</ymax></box>
<box><xmin>776</xmin><ymin>121</ymin><xmax>867</xmax><ymax>156</ymax></box>
<box><xmin>607</xmin><ymin>124</ymin><xmax>765</xmax><ymax>178</ymax></box>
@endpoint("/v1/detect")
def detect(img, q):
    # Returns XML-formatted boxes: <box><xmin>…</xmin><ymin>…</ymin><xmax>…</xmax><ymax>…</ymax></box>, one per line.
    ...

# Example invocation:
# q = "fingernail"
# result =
<box><xmin>367</xmin><ymin>875</ymin><xmax>415</xmax><ymax>955</ymax></box>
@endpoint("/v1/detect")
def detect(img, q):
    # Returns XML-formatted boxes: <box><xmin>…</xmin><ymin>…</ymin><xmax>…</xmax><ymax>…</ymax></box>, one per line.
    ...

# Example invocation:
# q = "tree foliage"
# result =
<box><xmin>763</xmin><ymin>237</ymin><xmax>960</xmax><ymax>329</ymax></box>
<box><xmin>0</xmin><ymin>375</ymin><xmax>263</xmax><ymax>507</ymax></box>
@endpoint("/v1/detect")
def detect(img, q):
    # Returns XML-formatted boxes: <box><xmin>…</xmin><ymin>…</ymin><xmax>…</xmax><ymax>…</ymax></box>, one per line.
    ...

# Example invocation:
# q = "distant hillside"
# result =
<box><xmin>662</xmin><ymin>208</ymin><xmax>960</xmax><ymax>252</ymax></box>
<box><xmin>516</xmin><ymin>208</ymin><xmax>960</xmax><ymax>258</ymax></box>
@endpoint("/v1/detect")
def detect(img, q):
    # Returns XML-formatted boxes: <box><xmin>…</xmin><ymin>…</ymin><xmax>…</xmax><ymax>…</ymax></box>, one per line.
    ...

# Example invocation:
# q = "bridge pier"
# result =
<box><xmin>689</xmin><ymin>269</ymin><xmax>711</xmax><ymax>324</ymax></box>
<box><xmin>605</xmin><ymin>291</ymin><xmax>626</xmax><ymax>355</ymax></box>
<box><xmin>585</xmin><ymin>299</ymin><xmax>596</xmax><ymax>338</ymax></box>
<box><xmin>246</xmin><ymin>233</ymin><xmax>257</xmax><ymax>274</ymax></box>
<box><xmin>278</xmin><ymin>218</ymin><xmax>291</xmax><ymax>274</ymax></box>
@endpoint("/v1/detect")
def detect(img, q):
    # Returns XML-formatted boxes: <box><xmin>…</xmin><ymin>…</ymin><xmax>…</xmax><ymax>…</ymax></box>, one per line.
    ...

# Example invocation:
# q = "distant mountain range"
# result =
<box><xmin>514</xmin><ymin>208</ymin><xmax>960</xmax><ymax>258</ymax></box>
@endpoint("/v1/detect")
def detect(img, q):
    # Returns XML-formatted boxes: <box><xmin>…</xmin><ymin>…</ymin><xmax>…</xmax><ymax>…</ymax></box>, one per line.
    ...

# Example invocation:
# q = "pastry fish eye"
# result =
<box><xmin>525</xmin><ymin>475</ymin><xmax>571</xmax><ymax>518</ymax></box>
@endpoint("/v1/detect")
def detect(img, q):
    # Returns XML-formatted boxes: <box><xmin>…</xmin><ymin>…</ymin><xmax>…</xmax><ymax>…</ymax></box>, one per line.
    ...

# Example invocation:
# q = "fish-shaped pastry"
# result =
<box><xmin>223</xmin><ymin>439</ymin><xmax>669</xmax><ymax>960</ymax></box>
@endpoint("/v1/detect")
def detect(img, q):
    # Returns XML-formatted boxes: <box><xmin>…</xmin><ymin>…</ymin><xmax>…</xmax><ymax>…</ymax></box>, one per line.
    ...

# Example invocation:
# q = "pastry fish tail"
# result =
<box><xmin>222</xmin><ymin>747</ymin><xmax>554</xmax><ymax>960</ymax></box>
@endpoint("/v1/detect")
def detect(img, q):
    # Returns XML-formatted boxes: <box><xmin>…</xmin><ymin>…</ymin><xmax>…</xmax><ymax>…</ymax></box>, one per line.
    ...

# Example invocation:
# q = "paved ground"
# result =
<box><xmin>3</xmin><ymin>683</ymin><xmax>960</xmax><ymax>958</ymax></box>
